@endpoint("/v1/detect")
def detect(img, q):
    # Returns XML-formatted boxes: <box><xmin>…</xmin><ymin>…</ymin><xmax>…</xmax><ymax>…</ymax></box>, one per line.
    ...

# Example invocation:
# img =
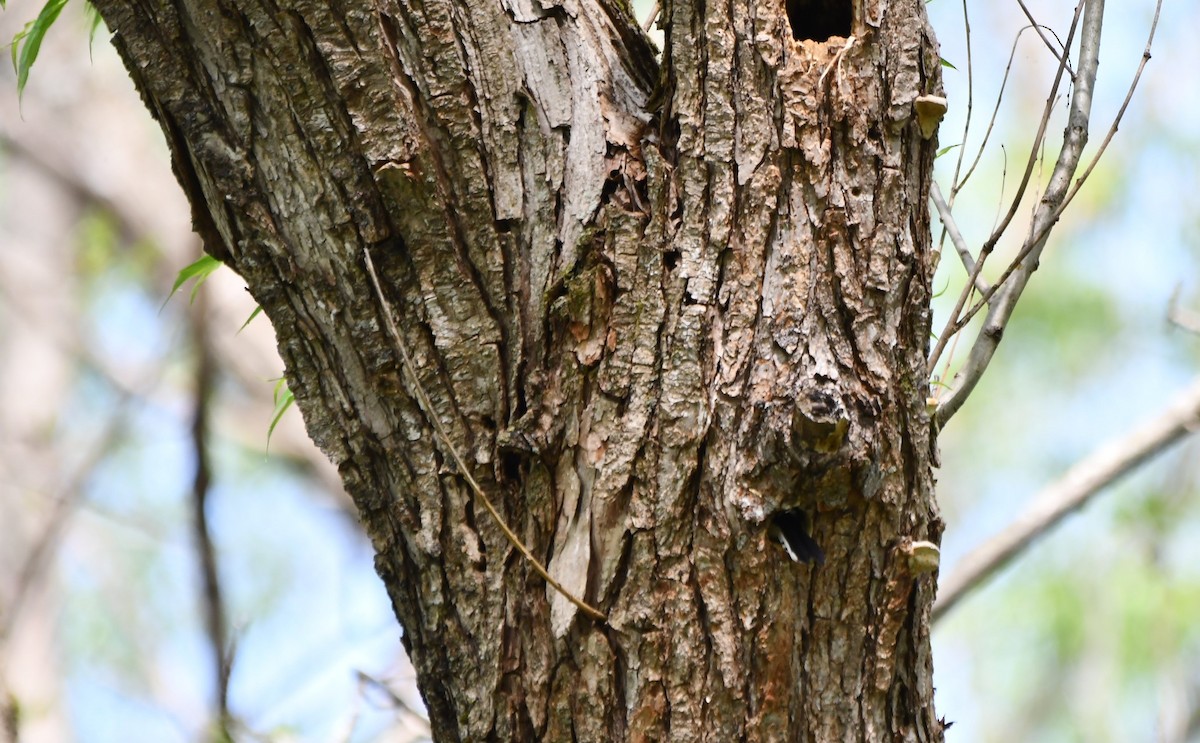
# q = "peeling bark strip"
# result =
<box><xmin>95</xmin><ymin>0</ymin><xmax>945</xmax><ymax>739</ymax></box>
<box><xmin>363</xmin><ymin>246</ymin><xmax>607</xmax><ymax>622</ymax></box>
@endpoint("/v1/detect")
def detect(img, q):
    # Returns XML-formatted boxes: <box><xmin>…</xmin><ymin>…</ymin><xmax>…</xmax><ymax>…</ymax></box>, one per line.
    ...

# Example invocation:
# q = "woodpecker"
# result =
<box><xmin>769</xmin><ymin>509</ymin><xmax>825</xmax><ymax>564</ymax></box>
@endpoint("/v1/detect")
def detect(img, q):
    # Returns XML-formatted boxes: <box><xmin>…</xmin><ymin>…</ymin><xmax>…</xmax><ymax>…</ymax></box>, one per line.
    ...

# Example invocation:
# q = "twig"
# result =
<box><xmin>355</xmin><ymin>670</ymin><xmax>430</xmax><ymax>722</ymax></box>
<box><xmin>339</xmin><ymin>671</ymin><xmax>430</xmax><ymax>743</ymax></box>
<box><xmin>1014</xmin><ymin>0</ymin><xmax>1076</xmax><ymax>77</ymax></box>
<box><xmin>946</xmin><ymin>0</ymin><xmax>975</xmax><ymax>198</ymax></box>
<box><xmin>936</xmin><ymin>0</ymin><xmax>1162</xmax><ymax>425</ymax></box>
<box><xmin>933</xmin><ymin>0</ymin><xmax>1100</xmax><ymax>424</ymax></box>
<box><xmin>362</xmin><ymin>249</ymin><xmax>607</xmax><ymax>623</ymax></box>
<box><xmin>926</xmin><ymin>3</ymin><xmax>1085</xmax><ymax>377</ymax></box>
<box><xmin>950</xmin><ymin>0</ymin><xmax>1160</xmax><ymax>340</ymax></box>
<box><xmin>951</xmin><ymin>26</ymin><xmax>1043</xmax><ymax>202</ymax></box>
<box><xmin>642</xmin><ymin>1</ymin><xmax>659</xmax><ymax>32</ymax></box>
<box><xmin>189</xmin><ymin>292</ymin><xmax>233</xmax><ymax>734</ymax></box>
<box><xmin>980</xmin><ymin>7</ymin><xmax>1082</xmax><ymax>243</ymax></box>
<box><xmin>933</xmin><ymin>375</ymin><xmax>1200</xmax><ymax>624</ymax></box>
<box><xmin>1048</xmin><ymin>0</ymin><xmax>1162</xmax><ymax>221</ymax></box>
<box><xmin>930</xmin><ymin>181</ymin><xmax>990</xmax><ymax>295</ymax></box>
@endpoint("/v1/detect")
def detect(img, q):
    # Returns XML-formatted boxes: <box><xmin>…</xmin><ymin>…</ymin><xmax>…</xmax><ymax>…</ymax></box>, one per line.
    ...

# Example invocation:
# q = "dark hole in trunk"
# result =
<box><xmin>786</xmin><ymin>0</ymin><xmax>852</xmax><ymax>42</ymax></box>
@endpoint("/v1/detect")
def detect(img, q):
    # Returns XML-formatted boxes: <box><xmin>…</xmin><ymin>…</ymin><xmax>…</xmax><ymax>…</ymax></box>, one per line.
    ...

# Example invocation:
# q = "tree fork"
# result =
<box><xmin>93</xmin><ymin>0</ymin><xmax>946</xmax><ymax>739</ymax></box>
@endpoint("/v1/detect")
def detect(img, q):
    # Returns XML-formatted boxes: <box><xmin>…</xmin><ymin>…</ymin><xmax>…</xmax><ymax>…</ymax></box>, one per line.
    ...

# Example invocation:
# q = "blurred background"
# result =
<box><xmin>0</xmin><ymin>1</ymin><xmax>1196</xmax><ymax>741</ymax></box>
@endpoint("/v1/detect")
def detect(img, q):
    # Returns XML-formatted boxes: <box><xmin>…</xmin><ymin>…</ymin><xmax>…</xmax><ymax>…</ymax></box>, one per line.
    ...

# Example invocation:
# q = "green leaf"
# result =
<box><xmin>936</xmin><ymin>144</ymin><xmax>960</xmax><ymax>159</ymax></box>
<box><xmin>940</xmin><ymin>57</ymin><xmax>957</xmax><ymax>70</ymax></box>
<box><xmin>12</xmin><ymin>0</ymin><xmax>70</xmax><ymax>98</ymax></box>
<box><xmin>163</xmin><ymin>254</ymin><xmax>222</xmax><ymax>309</ymax></box>
<box><xmin>268</xmin><ymin>378</ymin><xmax>294</xmax><ymax>448</ymax></box>
<box><xmin>84</xmin><ymin>2</ymin><xmax>104</xmax><ymax>56</ymax></box>
<box><xmin>237</xmin><ymin>305</ymin><xmax>264</xmax><ymax>334</ymax></box>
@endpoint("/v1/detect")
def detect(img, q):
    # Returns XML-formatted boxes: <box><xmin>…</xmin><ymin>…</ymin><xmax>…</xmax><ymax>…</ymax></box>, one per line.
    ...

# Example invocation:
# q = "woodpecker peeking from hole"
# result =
<box><xmin>769</xmin><ymin>509</ymin><xmax>825</xmax><ymax>564</ymax></box>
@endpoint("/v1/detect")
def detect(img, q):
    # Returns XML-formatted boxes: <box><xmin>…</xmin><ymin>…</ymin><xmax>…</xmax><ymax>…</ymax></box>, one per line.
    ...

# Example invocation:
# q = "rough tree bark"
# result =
<box><xmin>93</xmin><ymin>0</ymin><xmax>945</xmax><ymax>739</ymax></box>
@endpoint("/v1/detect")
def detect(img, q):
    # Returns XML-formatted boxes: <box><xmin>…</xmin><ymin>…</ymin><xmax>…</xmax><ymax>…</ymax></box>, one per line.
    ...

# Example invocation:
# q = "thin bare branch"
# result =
<box><xmin>927</xmin><ymin>4</ymin><xmax>1084</xmax><ymax>376</ymax></box>
<box><xmin>930</xmin><ymin>182</ymin><xmax>990</xmax><ymax>295</ymax></box>
<box><xmin>951</xmin><ymin>26</ymin><xmax>1044</xmax><ymax>202</ymax></box>
<box><xmin>188</xmin><ymin>292</ymin><xmax>233</xmax><ymax>735</ymax></box>
<box><xmin>934</xmin><ymin>0</ymin><xmax>1102</xmax><ymax>424</ymax></box>
<box><xmin>977</xmin><ymin>5</ymin><xmax>1082</xmax><ymax>250</ymax></box>
<box><xmin>355</xmin><ymin>670</ymin><xmax>430</xmax><ymax>722</ymax></box>
<box><xmin>642</xmin><ymin>1</ymin><xmax>659</xmax><ymax>32</ymax></box>
<box><xmin>933</xmin><ymin>375</ymin><xmax>1200</xmax><ymax>624</ymax></box>
<box><xmin>1015</xmin><ymin>0</ymin><xmax>1076</xmax><ymax>76</ymax></box>
<box><xmin>936</xmin><ymin>0</ymin><xmax>1163</xmax><ymax>425</ymax></box>
<box><xmin>945</xmin><ymin>0</ymin><xmax>975</xmax><ymax>196</ymax></box>
<box><xmin>362</xmin><ymin>249</ymin><xmax>607</xmax><ymax>623</ymax></box>
<box><xmin>1053</xmin><ymin>0</ymin><xmax>1162</xmax><ymax>217</ymax></box>
<box><xmin>340</xmin><ymin>671</ymin><xmax>430</xmax><ymax>743</ymax></box>
<box><xmin>944</xmin><ymin>0</ymin><xmax>1160</xmax><ymax>345</ymax></box>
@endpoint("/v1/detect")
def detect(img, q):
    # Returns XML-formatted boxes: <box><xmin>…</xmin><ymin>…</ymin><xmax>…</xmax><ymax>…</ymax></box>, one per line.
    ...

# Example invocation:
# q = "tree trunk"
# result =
<box><xmin>94</xmin><ymin>0</ymin><xmax>945</xmax><ymax>739</ymax></box>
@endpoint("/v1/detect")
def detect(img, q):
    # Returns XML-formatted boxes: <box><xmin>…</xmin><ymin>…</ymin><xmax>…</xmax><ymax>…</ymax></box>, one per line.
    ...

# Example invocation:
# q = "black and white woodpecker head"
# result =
<box><xmin>769</xmin><ymin>509</ymin><xmax>825</xmax><ymax>565</ymax></box>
